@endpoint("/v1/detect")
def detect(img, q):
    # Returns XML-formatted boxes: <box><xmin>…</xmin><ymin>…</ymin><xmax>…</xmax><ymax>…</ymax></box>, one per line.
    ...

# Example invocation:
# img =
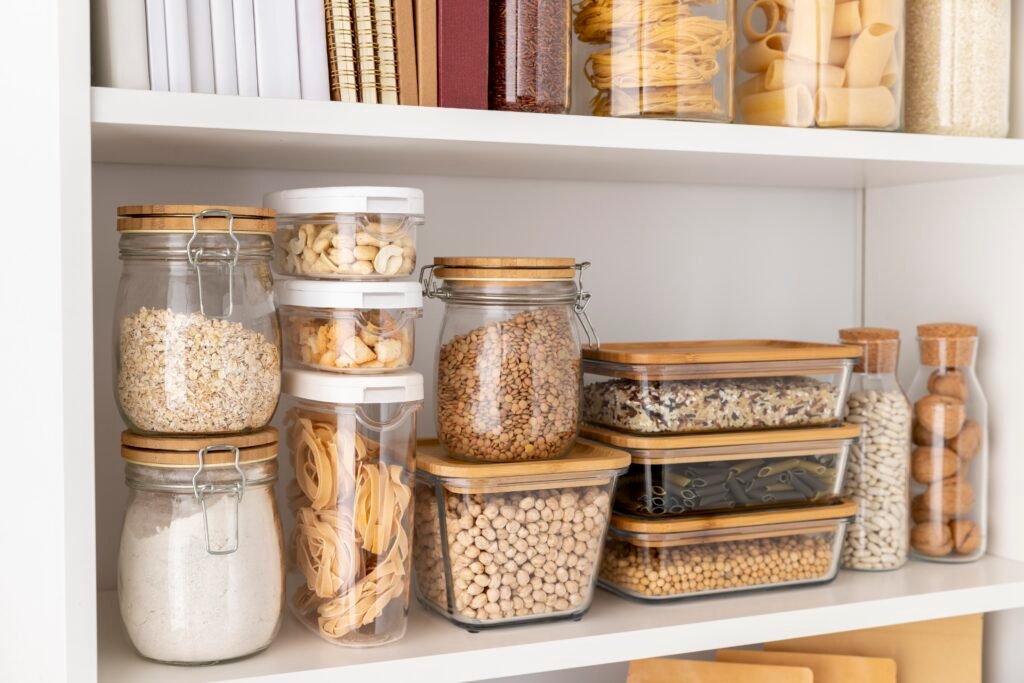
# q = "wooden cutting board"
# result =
<box><xmin>717</xmin><ymin>648</ymin><xmax>897</xmax><ymax>682</ymax></box>
<box><xmin>627</xmin><ymin>658</ymin><xmax>813</xmax><ymax>683</ymax></box>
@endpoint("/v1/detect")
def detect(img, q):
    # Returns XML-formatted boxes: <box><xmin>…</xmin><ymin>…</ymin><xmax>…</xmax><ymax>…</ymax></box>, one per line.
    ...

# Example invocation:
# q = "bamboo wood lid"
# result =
<box><xmin>117</xmin><ymin>204</ymin><xmax>277</xmax><ymax>234</ymax></box>
<box><xmin>583</xmin><ymin>340</ymin><xmax>862</xmax><ymax>365</ymax></box>
<box><xmin>121</xmin><ymin>428</ymin><xmax>279</xmax><ymax>466</ymax></box>
<box><xmin>417</xmin><ymin>439</ymin><xmax>630</xmax><ymax>478</ymax></box>
<box><xmin>611</xmin><ymin>499</ymin><xmax>857</xmax><ymax>535</ymax></box>
<box><xmin>839</xmin><ymin>327</ymin><xmax>900</xmax><ymax>373</ymax></box>
<box><xmin>434</xmin><ymin>256</ymin><xmax>576</xmax><ymax>281</ymax></box>
<box><xmin>581</xmin><ymin>423</ymin><xmax>861</xmax><ymax>451</ymax></box>
<box><xmin>918</xmin><ymin>323</ymin><xmax>979</xmax><ymax>368</ymax></box>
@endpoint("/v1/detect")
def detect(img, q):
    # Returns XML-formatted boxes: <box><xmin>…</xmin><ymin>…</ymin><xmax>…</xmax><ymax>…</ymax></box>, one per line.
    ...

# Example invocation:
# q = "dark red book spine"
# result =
<box><xmin>437</xmin><ymin>0</ymin><xmax>489</xmax><ymax>109</ymax></box>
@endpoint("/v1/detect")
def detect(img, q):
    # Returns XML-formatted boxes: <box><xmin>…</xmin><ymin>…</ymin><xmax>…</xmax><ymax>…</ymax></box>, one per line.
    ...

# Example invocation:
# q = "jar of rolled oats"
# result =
<box><xmin>114</xmin><ymin>205</ymin><xmax>281</xmax><ymax>435</ymax></box>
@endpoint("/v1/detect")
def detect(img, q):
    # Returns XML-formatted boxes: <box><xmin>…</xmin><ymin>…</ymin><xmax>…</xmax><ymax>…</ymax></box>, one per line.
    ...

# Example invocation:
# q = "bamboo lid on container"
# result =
<box><xmin>117</xmin><ymin>204</ymin><xmax>277</xmax><ymax>234</ymax></box>
<box><xmin>611</xmin><ymin>499</ymin><xmax>857</xmax><ymax>536</ymax></box>
<box><xmin>918</xmin><ymin>323</ymin><xmax>978</xmax><ymax>368</ymax></box>
<box><xmin>121</xmin><ymin>427</ymin><xmax>279</xmax><ymax>467</ymax></box>
<box><xmin>583</xmin><ymin>340</ymin><xmax>862</xmax><ymax>365</ymax></box>
<box><xmin>433</xmin><ymin>256</ymin><xmax>577</xmax><ymax>281</ymax></box>
<box><xmin>838</xmin><ymin>327</ymin><xmax>900</xmax><ymax>374</ymax></box>
<box><xmin>416</xmin><ymin>439</ymin><xmax>629</xmax><ymax>479</ymax></box>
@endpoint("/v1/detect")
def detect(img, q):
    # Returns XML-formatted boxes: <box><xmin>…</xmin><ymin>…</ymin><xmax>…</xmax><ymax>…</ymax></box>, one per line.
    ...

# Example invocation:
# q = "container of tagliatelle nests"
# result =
<box><xmin>908</xmin><ymin>323</ymin><xmax>988</xmax><ymax>563</ymax></box>
<box><xmin>281</xmin><ymin>369</ymin><xmax>423</xmax><ymax>647</ymax></box>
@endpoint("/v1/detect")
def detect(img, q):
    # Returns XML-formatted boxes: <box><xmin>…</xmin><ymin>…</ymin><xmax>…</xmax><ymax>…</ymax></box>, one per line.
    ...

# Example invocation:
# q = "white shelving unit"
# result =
<box><xmin>8</xmin><ymin>6</ymin><xmax>1024</xmax><ymax>680</ymax></box>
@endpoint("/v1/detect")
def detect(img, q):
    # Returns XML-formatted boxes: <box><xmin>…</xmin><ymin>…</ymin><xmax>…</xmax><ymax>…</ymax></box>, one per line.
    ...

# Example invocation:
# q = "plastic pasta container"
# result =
<box><xmin>736</xmin><ymin>0</ymin><xmax>904</xmax><ymax>129</ymax></box>
<box><xmin>265</xmin><ymin>186</ymin><xmax>422</xmax><ymax>279</ymax></box>
<box><xmin>599</xmin><ymin>499</ymin><xmax>856</xmax><ymax>601</ymax></box>
<box><xmin>277</xmin><ymin>279</ymin><xmax>422</xmax><ymax>373</ymax></box>
<box><xmin>413</xmin><ymin>439</ymin><xmax>629</xmax><ymax>630</ymax></box>
<box><xmin>582</xmin><ymin>423</ymin><xmax>859</xmax><ymax>518</ymax></box>
<box><xmin>582</xmin><ymin>341</ymin><xmax>861</xmax><ymax>436</ymax></box>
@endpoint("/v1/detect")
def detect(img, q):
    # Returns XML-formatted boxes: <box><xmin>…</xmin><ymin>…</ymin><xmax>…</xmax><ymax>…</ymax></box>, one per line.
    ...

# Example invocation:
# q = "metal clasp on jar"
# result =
<box><xmin>187</xmin><ymin>209</ymin><xmax>240</xmax><ymax>318</ymax></box>
<box><xmin>573</xmin><ymin>262</ymin><xmax>599</xmax><ymax>348</ymax></box>
<box><xmin>192</xmin><ymin>444</ymin><xmax>247</xmax><ymax>555</ymax></box>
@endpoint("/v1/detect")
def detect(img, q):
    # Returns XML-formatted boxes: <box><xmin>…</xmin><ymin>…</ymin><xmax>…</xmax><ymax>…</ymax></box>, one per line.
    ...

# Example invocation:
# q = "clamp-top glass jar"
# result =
<box><xmin>422</xmin><ymin>257</ymin><xmax>598</xmax><ymax>463</ymax></box>
<box><xmin>114</xmin><ymin>205</ymin><xmax>281</xmax><ymax>435</ymax></box>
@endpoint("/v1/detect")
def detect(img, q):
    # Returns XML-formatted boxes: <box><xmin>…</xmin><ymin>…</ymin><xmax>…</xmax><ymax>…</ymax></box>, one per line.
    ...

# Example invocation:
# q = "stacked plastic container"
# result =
<box><xmin>579</xmin><ymin>340</ymin><xmax>863</xmax><ymax>601</ymax></box>
<box><xmin>266</xmin><ymin>187</ymin><xmax>426</xmax><ymax>648</ymax></box>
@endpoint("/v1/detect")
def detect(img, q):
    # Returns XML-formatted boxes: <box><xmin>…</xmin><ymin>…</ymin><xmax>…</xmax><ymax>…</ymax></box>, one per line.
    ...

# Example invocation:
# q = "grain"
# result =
<box><xmin>436</xmin><ymin>307</ymin><xmax>580</xmax><ymax>462</ymax></box>
<box><xmin>118</xmin><ymin>307</ymin><xmax>280</xmax><ymax>433</ymax></box>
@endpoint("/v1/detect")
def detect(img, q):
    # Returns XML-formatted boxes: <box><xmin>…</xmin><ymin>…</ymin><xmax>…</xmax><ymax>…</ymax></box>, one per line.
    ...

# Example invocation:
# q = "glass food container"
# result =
<box><xmin>282</xmin><ymin>369</ymin><xmax>423</xmax><ymax>647</ymax></box>
<box><xmin>909</xmin><ymin>323</ymin><xmax>987</xmax><ymax>563</ymax></box>
<box><xmin>277</xmin><ymin>279</ymin><xmax>422</xmax><ymax>373</ymax></box>
<box><xmin>117</xmin><ymin>428</ymin><xmax>285</xmax><ymax>665</ymax></box>
<box><xmin>413</xmin><ymin>439</ymin><xmax>628</xmax><ymax>630</ymax></box>
<box><xmin>582</xmin><ymin>423</ymin><xmax>859</xmax><ymax>518</ymax></box>
<box><xmin>422</xmin><ymin>257</ymin><xmax>598</xmax><ymax>463</ymax></box>
<box><xmin>736</xmin><ymin>0</ymin><xmax>904</xmax><ymax>129</ymax></box>
<box><xmin>490</xmin><ymin>0</ymin><xmax>571</xmax><ymax>113</ymax></box>
<box><xmin>599</xmin><ymin>499</ymin><xmax>856</xmax><ymax>601</ymax></box>
<box><xmin>114</xmin><ymin>205</ymin><xmax>281</xmax><ymax>435</ymax></box>
<box><xmin>837</xmin><ymin>328</ymin><xmax>910</xmax><ymax>572</ymax></box>
<box><xmin>574</xmin><ymin>0</ymin><xmax>735</xmax><ymax>121</ymax></box>
<box><xmin>905</xmin><ymin>0</ymin><xmax>1010</xmax><ymax>137</ymax></box>
<box><xmin>265</xmin><ymin>186</ymin><xmax>423</xmax><ymax>279</ymax></box>
<box><xmin>582</xmin><ymin>341</ymin><xmax>860</xmax><ymax>436</ymax></box>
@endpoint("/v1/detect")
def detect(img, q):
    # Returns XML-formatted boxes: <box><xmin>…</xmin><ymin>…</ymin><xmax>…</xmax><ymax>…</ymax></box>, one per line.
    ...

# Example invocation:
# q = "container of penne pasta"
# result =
<box><xmin>583</xmin><ymin>423</ymin><xmax>860</xmax><ymax>517</ymax></box>
<box><xmin>599</xmin><ymin>499</ymin><xmax>856</xmax><ymax>601</ymax></box>
<box><xmin>736</xmin><ymin>0</ymin><xmax>904</xmax><ymax>129</ymax></box>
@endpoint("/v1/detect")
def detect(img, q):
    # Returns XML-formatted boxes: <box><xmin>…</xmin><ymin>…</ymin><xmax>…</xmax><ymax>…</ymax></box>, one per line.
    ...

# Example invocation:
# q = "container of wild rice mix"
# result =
<box><xmin>421</xmin><ymin>257</ymin><xmax>599</xmax><ymax>463</ymax></box>
<box><xmin>582</xmin><ymin>341</ymin><xmax>861</xmax><ymax>436</ymax></box>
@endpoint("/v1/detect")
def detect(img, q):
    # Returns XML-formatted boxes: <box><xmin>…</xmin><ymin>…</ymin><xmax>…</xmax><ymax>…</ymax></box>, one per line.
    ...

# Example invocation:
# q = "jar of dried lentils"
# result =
<box><xmin>421</xmin><ymin>257</ymin><xmax>598</xmax><ymax>463</ymax></box>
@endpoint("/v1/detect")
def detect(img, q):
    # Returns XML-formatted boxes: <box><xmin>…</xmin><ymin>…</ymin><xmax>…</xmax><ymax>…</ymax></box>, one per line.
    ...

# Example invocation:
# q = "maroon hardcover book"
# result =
<box><xmin>437</xmin><ymin>0</ymin><xmax>489</xmax><ymax>109</ymax></box>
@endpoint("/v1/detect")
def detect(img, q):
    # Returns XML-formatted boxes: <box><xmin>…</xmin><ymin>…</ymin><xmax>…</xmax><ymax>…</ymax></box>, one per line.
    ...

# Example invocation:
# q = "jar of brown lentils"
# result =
<box><xmin>421</xmin><ymin>257</ymin><xmax>598</xmax><ymax>462</ymax></box>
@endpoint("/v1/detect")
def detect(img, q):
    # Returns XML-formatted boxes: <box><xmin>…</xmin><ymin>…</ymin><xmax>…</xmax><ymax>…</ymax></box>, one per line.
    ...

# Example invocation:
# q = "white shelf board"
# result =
<box><xmin>99</xmin><ymin>556</ymin><xmax>1024</xmax><ymax>682</ymax></box>
<box><xmin>91</xmin><ymin>87</ymin><xmax>1024</xmax><ymax>188</ymax></box>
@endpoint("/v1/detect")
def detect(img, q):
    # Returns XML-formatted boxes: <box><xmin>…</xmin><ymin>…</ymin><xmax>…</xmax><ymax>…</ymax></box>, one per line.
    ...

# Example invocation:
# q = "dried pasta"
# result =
<box><xmin>831</xmin><ymin>1</ymin><xmax>862</xmax><ymax>37</ymax></box>
<box><xmin>845</xmin><ymin>23</ymin><xmax>895</xmax><ymax>88</ymax></box>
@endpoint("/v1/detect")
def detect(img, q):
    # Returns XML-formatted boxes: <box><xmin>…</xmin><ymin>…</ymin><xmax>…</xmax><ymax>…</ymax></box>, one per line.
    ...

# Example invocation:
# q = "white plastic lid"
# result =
<box><xmin>263</xmin><ymin>186</ymin><xmax>425</xmax><ymax>216</ymax></box>
<box><xmin>283</xmin><ymin>369</ymin><xmax>424</xmax><ymax>405</ymax></box>
<box><xmin>276</xmin><ymin>279</ymin><xmax>423</xmax><ymax>310</ymax></box>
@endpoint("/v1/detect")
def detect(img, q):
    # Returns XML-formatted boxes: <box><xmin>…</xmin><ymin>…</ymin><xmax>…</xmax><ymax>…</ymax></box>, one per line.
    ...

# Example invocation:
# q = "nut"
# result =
<box><xmin>288</xmin><ymin>311</ymin><xmax>413</xmax><ymax>372</ymax></box>
<box><xmin>911</xmin><ymin>446</ymin><xmax>959</xmax><ymax>484</ymax></box>
<box><xmin>373</xmin><ymin>245</ymin><xmax>404</xmax><ymax>276</ymax></box>
<box><xmin>949</xmin><ymin>519</ymin><xmax>982</xmax><ymax>556</ymax></box>
<box><xmin>911</xmin><ymin>521</ymin><xmax>954</xmax><ymax>557</ymax></box>
<box><xmin>923</xmin><ymin>477</ymin><xmax>975</xmax><ymax>517</ymax></box>
<box><xmin>950</xmin><ymin>419</ymin><xmax>983</xmax><ymax>461</ymax></box>
<box><xmin>911</xmin><ymin>493</ymin><xmax>948</xmax><ymax>523</ymax></box>
<box><xmin>913</xmin><ymin>420</ymin><xmax>946</xmax><ymax>447</ymax></box>
<box><xmin>277</xmin><ymin>222</ymin><xmax>416</xmax><ymax>277</ymax></box>
<box><xmin>915</xmin><ymin>394</ymin><xmax>966</xmax><ymax>439</ymax></box>
<box><xmin>928</xmin><ymin>369</ymin><xmax>968</xmax><ymax>401</ymax></box>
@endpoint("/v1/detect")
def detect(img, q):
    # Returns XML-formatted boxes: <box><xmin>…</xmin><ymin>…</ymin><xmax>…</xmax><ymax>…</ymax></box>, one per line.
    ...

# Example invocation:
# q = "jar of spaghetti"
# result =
<box><xmin>490</xmin><ymin>0</ymin><xmax>571</xmax><ymax>113</ymax></box>
<box><xmin>736</xmin><ymin>0</ymin><xmax>904</xmax><ymax>129</ymax></box>
<box><xmin>573</xmin><ymin>0</ymin><xmax>735</xmax><ymax>120</ymax></box>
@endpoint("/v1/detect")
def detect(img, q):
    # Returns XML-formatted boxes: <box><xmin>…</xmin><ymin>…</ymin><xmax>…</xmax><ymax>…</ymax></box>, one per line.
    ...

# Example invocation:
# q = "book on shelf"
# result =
<box><xmin>92</xmin><ymin>0</ymin><xmax>150</xmax><ymax>89</ymax></box>
<box><xmin>209</xmin><ymin>0</ymin><xmax>239</xmax><ymax>95</ymax></box>
<box><xmin>394</xmin><ymin>0</ymin><xmax>418</xmax><ymax>105</ymax></box>
<box><xmin>326</xmin><ymin>0</ymin><xmax>359</xmax><ymax>102</ymax></box>
<box><xmin>296</xmin><ymin>0</ymin><xmax>331</xmax><ymax>100</ymax></box>
<box><xmin>353</xmin><ymin>0</ymin><xmax>379</xmax><ymax>103</ymax></box>
<box><xmin>232</xmin><ymin>0</ymin><xmax>259</xmax><ymax>96</ymax></box>
<box><xmin>374</xmin><ymin>0</ymin><xmax>399</xmax><ymax>105</ymax></box>
<box><xmin>414</xmin><ymin>0</ymin><xmax>437</xmax><ymax>106</ymax></box>
<box><xmin>252</xmin><ymin>0</ymin><xmax>301</xmax><ymax>98</ymax></box>
<box><xmin>187</xmin><ymin>0</ymin><xmax>216</xmax><ymax>94</ymax></box>
<box><xmin>145</xmin><ymin>0</ymin><xmax>170</xmax><ymax>91</ymax></box>
<box><xmin>437</xmin><ymin>0</ymin><xmax>488</xmax><ymax>109</ymax></box>
<box><xmin>165</xmin><ymin>0</ymin><xmax>193</xmax><ymax>92</ymax></box>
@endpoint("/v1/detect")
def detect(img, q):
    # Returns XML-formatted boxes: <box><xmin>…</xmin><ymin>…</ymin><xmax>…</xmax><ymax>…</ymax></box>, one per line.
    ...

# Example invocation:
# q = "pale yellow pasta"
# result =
<box><xmin>741</xmin><ymin>84</ymin><xmax>815</xmax><ymax>126</ymax></box>
<box><xmin>765</xmin><ymin>59</ymin><xmax>845</xmax><ymax>90</ymax></box>
<box><xmin>737</xmin><ymin>73</ymin><xmax>767</xmax><ymax>99</ymax></box>
<box><xmin>831</xmin><ymin>2</ymin><xmax>861</xmax><ymax>37</ymax></box>
<box><xmin>738</xmin><ymin>33</ymin><xmax>790</xmax><ymax>73</ymax></box>
<box><xmin>787</xmin><ymin>0</ymin><xmax>836</xmax><ymax>64</ymax></box>
<box><xmin>880</xmin><ymin>50</ymin><xmax>898</xmax><ymax>87</ymax></box>
<box><xmin>860</xmin><ymin>0</ymin><xmax>900</xmax><ymax>31</ymax></box>
<box><xmin>816</xmin><ymin>85</ymin><xmax>896</xmax><ymax>127</ymax></box>
<box><xmin>828</xmin><ymin>37</ymin><xmax>853</xmax><ymax>66</ymax></box>
<box><xmin>743</xmin><ymin>0</ymin><xmax>780</xmax><ymax>42</ymax></box>
<box><xmin>845</xmin><ymin>23</ymin><xmax>895</xmax><ymax>88</ymax></box>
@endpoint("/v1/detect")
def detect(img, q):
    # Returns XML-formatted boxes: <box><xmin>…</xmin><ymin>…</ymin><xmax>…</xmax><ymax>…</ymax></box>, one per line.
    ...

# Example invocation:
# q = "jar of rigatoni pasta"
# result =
<box><xmin>736</xmin><ymin>0</ymin><xmax>904</xmax><ymax>129</ymax></box>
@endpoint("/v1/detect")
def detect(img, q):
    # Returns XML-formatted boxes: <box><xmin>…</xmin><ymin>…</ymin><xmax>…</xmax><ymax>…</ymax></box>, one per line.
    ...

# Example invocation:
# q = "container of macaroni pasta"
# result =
<box><xmin>735</xmin><ymin>0</ymin><xmax>904</xmax><ymax>129</ymax></box>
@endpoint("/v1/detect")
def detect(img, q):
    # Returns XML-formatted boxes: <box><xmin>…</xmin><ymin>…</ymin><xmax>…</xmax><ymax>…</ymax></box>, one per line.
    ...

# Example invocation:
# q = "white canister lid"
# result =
<box><xmin>276</xmin><ymin>279</ymin><xmax>423</xmax><ymax>310</ymax></box>
<box><xmin>283</xmin><ymin>369</ymin><xmax>424</xmax><ymax>405</ymax></box>
<box><xmin>264</xmin><ymin>186</ymin><xmax>425</xmax><ymax>216</ymax></box>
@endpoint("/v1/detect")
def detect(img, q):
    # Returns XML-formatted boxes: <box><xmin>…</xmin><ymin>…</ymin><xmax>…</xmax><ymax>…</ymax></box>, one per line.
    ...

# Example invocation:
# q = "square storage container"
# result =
<box><xmin>277</xmin><ymin>279</ymin><xmax>422</xmax><ymax>373</ymax></box>
<box><xmin>413</xmin><ymin>439</ymin><xmax>629</xmax><ymax>630</ymax></box>
<box><xmin>599</xmin><ymin>499</ymin><xmax>856</xmax><ymax>601</ymax></box>
<box><xmin>582</xmin><ymin>341</ymin><xmax>861</xmax><ymax>436</ymax></box>
<box><xmin>583</xmin><ymin>423</ymin><xmax>860</xmax><ymax>518</ymax></box>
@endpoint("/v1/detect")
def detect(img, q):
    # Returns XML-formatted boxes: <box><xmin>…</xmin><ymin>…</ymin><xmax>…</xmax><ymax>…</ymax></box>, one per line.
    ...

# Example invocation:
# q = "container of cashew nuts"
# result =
<box><xmin>413</xmin><ymin>439</ymin><xmax>628</xmax><ymax>630</ymax></box>
<box><xmin>599</xmin><ymin>499</ymin><xmax>856</xmax><ymax>601</ymax></box>
<box><xmin>908</xmin><ymin>323</ymin><xmax>988</xmax><ymax>563</ymax></box>
<box><xmin>277</xmin><ymin>279</ymin><xmax>422</xmax><ymax>373</ymax></box>
<box><xmin>281</xmin><ymin>369</ymin><xmax>423</xmax><ymax>647</ymax></box>
<box><xmin>265</xmin><ymin>186</ymin><xmax>421</xmax><ymax>279</ymax></box>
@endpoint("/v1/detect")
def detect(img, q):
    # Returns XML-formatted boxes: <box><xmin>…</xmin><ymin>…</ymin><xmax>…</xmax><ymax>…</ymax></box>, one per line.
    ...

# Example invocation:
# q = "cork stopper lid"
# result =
<box><xmin>839</xmin><ymin>327</ymin><xmax>900</xmax><ymax>374</ymax></box>
<box><xmin>917</xmin><ymin>323</ymin><xmax>978</xmax><ymax>368</ymax></box>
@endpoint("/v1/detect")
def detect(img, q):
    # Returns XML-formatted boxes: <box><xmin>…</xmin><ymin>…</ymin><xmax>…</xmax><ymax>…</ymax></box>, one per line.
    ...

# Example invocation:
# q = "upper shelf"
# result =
<box><xmin>91</xmin><ymin>87</ymin><xmax>1024</xmax><ymax>188</ymax></box>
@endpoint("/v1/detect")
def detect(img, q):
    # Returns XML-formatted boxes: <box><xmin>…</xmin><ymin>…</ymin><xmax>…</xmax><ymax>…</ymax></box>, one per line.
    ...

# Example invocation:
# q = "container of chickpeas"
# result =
<box><xmin>413</xmin><ymin>439</ymin><xmax>629</xmax><ymax>630</ymax></box>
<box><xmin>599</xmin><ymin>499</ymin><xmax>855</xmax><ymax>601</ymax></box>
<box><xmin>277</xmin><ymin>279</ymin><xmax>422</xmax><ymax>373</ymax></box>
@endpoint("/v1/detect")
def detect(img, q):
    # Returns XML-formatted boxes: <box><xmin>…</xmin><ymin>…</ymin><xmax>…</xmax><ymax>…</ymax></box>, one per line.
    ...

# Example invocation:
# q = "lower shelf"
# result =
<box><xmin>98</xmin><ymin>556</ymin><xmax>1024</xmax><ymax>682</ymax></box>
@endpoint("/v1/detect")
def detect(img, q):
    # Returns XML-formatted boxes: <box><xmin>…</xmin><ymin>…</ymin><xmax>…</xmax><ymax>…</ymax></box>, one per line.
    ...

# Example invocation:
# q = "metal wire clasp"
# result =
<box><xmin>188</xmin><ymin>209</ymin><xmax>240</xmax><ymax>318</ymax></box>
<box><xmin>419</xmin><ymin>264</ymin><xmax>446</xmax><ymax>299</ymax></box>
<box><xmin>192</xmin><ymin>444</ymin><xmax>246</xmax><ymax>556</ymax></box>
<box><xmin>573</xmin><ymin>262</ymin><xmax>600</xmax><ymax>348</ymax></box>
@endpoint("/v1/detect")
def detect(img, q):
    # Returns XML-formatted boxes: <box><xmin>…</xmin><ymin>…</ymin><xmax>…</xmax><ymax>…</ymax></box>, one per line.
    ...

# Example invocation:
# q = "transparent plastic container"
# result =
<box><xmin>837</xmin><ymin>328</ymin><xmax>911</xmax><ymax>572</ymax></box>
<box><xmin>736</xmin><ymin>0</ymin><xmax>904</xmax><ymax>129</ymax></box>
<box><xmin>909</xmin><ymin>324</ymin><xmax>987</xmax><ymax>563</ymax></box>
<box><xmin>422</xmin><ymin>257</ymin><xmax>598</xmax><ymax>463</ymax></box>
<box><xmin>277</xmin><ymin>280</ymin><xmax>422</xmax><ymax>373</ymax></box>
<box><xmin>117</xmin><ymin>429</ymin><xmax>284</xmax><ymax>665</ymax></box>
<box><xmin>281</xmin><ymin>369</ymin><xmax>423</xmax><ymax>647</ymax></box>
<box><xmin>265</xmin><ymin>187</ymin><xmax>422</xmax><ymax>279</ymax></box>
<box><xmin>490</xmin><ymin>0</ymin><xmax>571</xmax><ymax>113</ymax></box>
<box><xmin>583</xmin><ymin>423</ymin><xmax>858</xmax><ymax>518</ymax></box>
<box><xmin>599</xmin><ymin>500</ymin><xmax>856</xmax><ymax>601</ymax></box>
<box><xmin>582</xmin><ymin>341</ymin><xmax>860</xmax><ymax>436</ymax></box>
<box><xmin>413</xmin><ymin>439</ymin><xmax>628</xmax><ymax>630</ymax></box>
<box><xmin>114</xmin><ymin>205</ymin><xmax>281</xmax><ymax>435</ymax></box>
<box><xmin>574</xmin><ymin>0</ymin><xmax>734</xmax><ymax>121</ymax></box>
